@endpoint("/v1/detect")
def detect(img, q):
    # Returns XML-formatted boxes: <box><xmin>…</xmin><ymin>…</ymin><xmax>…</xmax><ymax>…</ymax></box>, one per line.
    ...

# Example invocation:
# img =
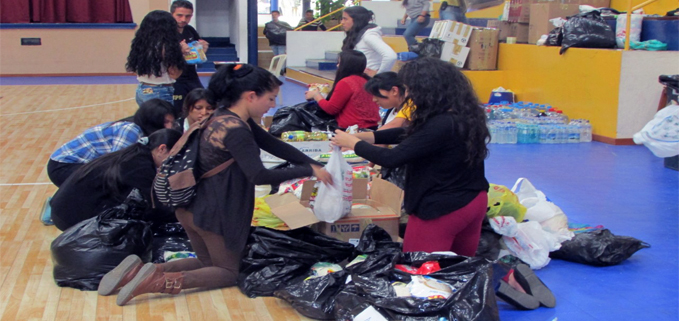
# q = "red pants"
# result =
<box><xmin>403</xmin><ymin>191</ymin><xmax>488</xmax><ymax>256</ymax></box>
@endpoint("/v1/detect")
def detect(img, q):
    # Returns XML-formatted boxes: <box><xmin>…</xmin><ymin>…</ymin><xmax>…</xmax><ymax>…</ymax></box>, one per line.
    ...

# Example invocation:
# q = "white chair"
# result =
<box><xmin>268</xmin><ymin>54</ymin><xmax>287</xmax><ymax>105</ymax></box>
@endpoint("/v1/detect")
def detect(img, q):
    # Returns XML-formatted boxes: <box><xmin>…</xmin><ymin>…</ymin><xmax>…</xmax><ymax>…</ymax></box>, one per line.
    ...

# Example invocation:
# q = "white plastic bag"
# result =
<box><xmin>616</xmin><ymin>14</ymin><xmax>643</xmax><ymax>49</ymax></box>
<box><xmin>502</xmin><ymin>221</ymin><xmax>560</xmax><ymax>269</ymax></box>
<box><xmin>511</xmin><ymin>177</ymin><xmax>574</xmax><ymax>244</ymax></box>
<box><xmin>313</xmin><ymin>146</ymin><xmax>353</xmax><ymax>222</ymax></box>
<box><xmin>633</xmin><ymin>104</ymin><xmax>679</xmax><ymax>158</ymax></box>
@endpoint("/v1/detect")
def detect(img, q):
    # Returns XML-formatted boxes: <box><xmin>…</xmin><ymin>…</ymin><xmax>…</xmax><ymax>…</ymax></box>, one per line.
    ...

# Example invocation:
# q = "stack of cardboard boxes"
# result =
<box><xmin>430</xmin><ymin>20</ymin><xmax>501</xmax><ymax>70</ymax></box>
<box><xmin>487</xmin><ymin>0</ymin><xmax>611</xmax><ymax>44</ymax></box>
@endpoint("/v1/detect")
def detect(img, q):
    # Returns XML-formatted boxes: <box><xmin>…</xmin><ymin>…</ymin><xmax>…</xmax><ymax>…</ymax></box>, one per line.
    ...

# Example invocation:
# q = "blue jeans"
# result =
<box><xmin>271</xmin><ymin>45</ymin><xmax>286</xmax><ymax>56</ymax></box>
<box><xmin>440</xmin><ymin>6</ymin><xmax>468</xmax><ymax>23</ymax></box>
<box><xmin>135</xmin><ymin>83</ymin><xmax>174</xmax><ymax>108</ymax></box>
<box><xmin>403</xmin><ymin>16</ymin><xmax>431</xmax><ymax>47</ymax></box>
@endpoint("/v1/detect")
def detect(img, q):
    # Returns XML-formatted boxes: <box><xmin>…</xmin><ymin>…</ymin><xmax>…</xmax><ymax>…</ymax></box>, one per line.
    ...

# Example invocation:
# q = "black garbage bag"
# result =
<box><xmin>150</xmin><ymin>223</ymin><xmax>192</xmax><ymax>264</ymax></box>
<box><xmin>550</xmin><ymin>229</ymin><xmax>650</xmax><ymax>266</ymax></box>
<box><xmin>545</xmin><ymin>27</ymin><xmax>563</xmax><ymax>46</ymax></box>
<box><xmin>51</xmin><ymin>189</ymin><xmax>153</xmax><ymax>290</ymax></box>
<box><xmin>354</xmin><ymin>224</ymin><xmax>403</xmax><ymax>255</ymax></box>
<box><xmin>475</xmin><ymin>218</ymin><xmax>503</xmax><ymax>261</ymax></box>
<box><xmin>238</xmin><ymin>227</ymin><xmax>354</xmax><ymax>298</ymax></box>
<box><xmin>409</xmin><ymin>38</ymin><xmax>444</xmax><ymax>58</ymax></box>
<box><xmin>560</xmin><ymin>10</ymin><xmax>616</xmax><ymax>54</ymax></box>
<box><xmin>336</xmin><ymin>252</ymin><xmax>499</xmax><ymax>321</ymax></box>
<box><xmin>269</xmin><ymin>101</ymin><xmax>339</xmax><ymax>137</ymax></box>
<box><xmin>381</xmin><ymin>165</ymin><xmax>406</xmax><ymax>191</ymax></box>
<box><xmin>275</xmin><ymin>270</ymin><xmax>349</xmax><ymax>320</ymax></box>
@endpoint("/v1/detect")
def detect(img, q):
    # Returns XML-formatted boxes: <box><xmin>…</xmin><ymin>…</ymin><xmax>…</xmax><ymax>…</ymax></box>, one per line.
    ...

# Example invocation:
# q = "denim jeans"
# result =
<box><xmin>135</xmin><ymin>83</ymin><xmax>175</xmax><ymax>108</ymax></box>
<box><xmin>440</xmin><ymin>6</ymin><xmax>468</xmax><ymax>23</ymax></box>
<box><xmin>403</xmin><ymin>16</ymin><xmax>431</xmax><ymax>47</ymax></box>
<box><xmin>271</xmin><ymin>45</ymin><xmax>286</xmax><ymax>56</ymax></box>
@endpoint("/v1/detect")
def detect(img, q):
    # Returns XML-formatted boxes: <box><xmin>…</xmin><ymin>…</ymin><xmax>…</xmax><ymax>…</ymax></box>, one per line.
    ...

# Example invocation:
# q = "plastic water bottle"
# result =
<box><xmin>567</xmin><ymin>123</ymin><xmax>580</xmax><ymax>143</ymax></box>
<box><xmin>529</xmin><ymin>123</ymin><xmax>540</xmax><ymax>143</ymax></box>
<box><xmin>580</xmin><ymin>120</ymin><xmax>592</xmax><ymax>142</ymax></box>
<box><xmin>488</xmin><ymin>122</ymin><xmax>497</xmax><ymax>144</ymax></box>
<box><xmin>507</xmin><ymin>122</ymin><xmax>518</xmax><ymax>144</ymax></box>
<box><xmin>547</xmin><ymin>125</ymin><xmax>558</xmax><ymax>144</ymax></box>
<box><xmin>539</xmin><ymin>125</ymin><xmax>549</xmax><ymax>144</ymax></box>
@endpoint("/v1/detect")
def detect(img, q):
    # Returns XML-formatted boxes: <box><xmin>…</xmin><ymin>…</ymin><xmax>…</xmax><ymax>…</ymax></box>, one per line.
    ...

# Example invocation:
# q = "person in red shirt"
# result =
<box><xmin>305</xmin><ymin>50</ymin><xmax>380</xmax><ymax>130</ymax></box>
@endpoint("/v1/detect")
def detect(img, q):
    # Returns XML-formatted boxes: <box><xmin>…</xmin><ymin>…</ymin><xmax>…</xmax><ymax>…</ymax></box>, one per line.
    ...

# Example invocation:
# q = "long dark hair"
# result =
<box><xmin>183</xmin><ymin>88</ymin><xmax>215</xmax><ymax>117</ymax></box>
<box><xmin>364</xmin><ymin>71</ymin><xmax>405</xmax><ymax>99</ymax></box>
<box><xmin>326</xmin><ymin>50</ymin><xmax>369</xmax><ymax>100</ymax></box>
<box><xmin>341</xmin><ymin>6</ymin><xmax>375</xmax><ymax>51</ymax></box>
<box><xmin>133</xmin><ymin>99</ymin><xmax>174</xmax><ymax>136</ymax></box>
<box><xmin>126</xmin><ymin>10</ymin><xmax>185</xmax><ymax>77</ymax></box>
<box><xmin>398</xmin><ymin>57</ymin><xmax>489</xmax><ymax>166</ymax></box>
<box><xmin>208</xmin><ymin>64</ymin><xmax>283</xmax><ymax>108</ymax></box>
<box><xmin>74</xmin><ymin>128</ymin><xmax>182</xmax><ymax>199</ymax></box>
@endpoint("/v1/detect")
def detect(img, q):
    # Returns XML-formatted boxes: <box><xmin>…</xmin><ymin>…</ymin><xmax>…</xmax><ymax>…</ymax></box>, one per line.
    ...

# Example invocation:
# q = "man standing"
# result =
<box><xmin>296</xmin><ymin>9</ymin><xmax>326</xmax><ymax>31</ymax></box>
<box><xmin>171</xmin><ymin>0</ymin><xmax>209</xmax><ymax>118</ymax></box>
<box><xmin>263</xmin><ymin>10</ymin><xmax>293</xmax><ymax>57</ymax></box>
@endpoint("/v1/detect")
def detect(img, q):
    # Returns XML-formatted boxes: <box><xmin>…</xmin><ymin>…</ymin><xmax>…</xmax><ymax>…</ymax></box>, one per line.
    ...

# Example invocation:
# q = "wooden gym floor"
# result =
<box><xmin>0</xmin><ymin>82</ymin><xmax>313</xmax><ymax>321</ymax></box>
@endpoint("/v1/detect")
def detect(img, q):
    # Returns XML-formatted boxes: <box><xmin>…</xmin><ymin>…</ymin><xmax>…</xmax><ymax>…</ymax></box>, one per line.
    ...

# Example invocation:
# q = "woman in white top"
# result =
<box><xmin>341</xmin><ymin>6</ymin><xmax>397</xmax><ymax>76</ymax></box>
<box><xmin>126</xmin><ymin>10</ymin><xmax>185</xmax><ymax>107</ymax></box>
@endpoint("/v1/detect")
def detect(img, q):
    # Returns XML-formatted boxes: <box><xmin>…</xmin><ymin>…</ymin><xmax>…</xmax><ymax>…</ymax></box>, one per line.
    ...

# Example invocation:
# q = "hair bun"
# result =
<box><xmin>231</xmin><ymin>63</ymin><xmax>253</xmax><ymax>78</ymax></box>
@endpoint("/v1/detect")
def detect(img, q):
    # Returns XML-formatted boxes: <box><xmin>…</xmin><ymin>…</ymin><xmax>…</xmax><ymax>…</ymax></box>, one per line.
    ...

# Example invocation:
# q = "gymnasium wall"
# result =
<box><xmin>0</xmin><ymin>0</ymin><xmax>166</xmax><ymax>76</ymax></box>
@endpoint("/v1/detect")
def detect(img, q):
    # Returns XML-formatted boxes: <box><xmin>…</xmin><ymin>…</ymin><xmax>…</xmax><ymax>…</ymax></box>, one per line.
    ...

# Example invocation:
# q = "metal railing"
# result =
<box><xmin>293</xmin><ymin>7</ymin><xmax>345</xmax><ymax>31</ymax></box>
<box><xmin>624</xmin><ymin>0</ymin><xmax>659</xmax><ymax>50</ymax></box>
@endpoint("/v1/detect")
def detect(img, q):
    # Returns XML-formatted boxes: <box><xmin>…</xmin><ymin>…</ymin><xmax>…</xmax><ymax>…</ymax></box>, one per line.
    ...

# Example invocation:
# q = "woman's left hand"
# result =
<box><xmin>305</xmin><ymin>90</ymin><xmax>320</xmax><ymax>101</ymax></box>
<box><xmin>416</xmin><ymin>15</ymin><xmax>426</xmax><ymax>23</ymax></box>
<box><xmin>330</xmin><ymin>130</ymin><xmax>361</xmax><ymax>150</ymax></box>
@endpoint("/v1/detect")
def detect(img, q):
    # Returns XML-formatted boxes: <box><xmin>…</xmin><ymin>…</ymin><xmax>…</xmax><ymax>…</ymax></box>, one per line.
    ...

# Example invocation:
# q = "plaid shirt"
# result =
<box><xmin>50</xmin><ymin>121</ymin><xmax>143</xmax><ymax>163</ymax></box>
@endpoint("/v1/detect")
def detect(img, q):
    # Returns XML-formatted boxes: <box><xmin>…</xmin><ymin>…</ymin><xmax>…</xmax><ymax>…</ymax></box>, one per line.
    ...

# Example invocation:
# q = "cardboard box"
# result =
<box><xmin>260</xmin><ymin>140</ymin><xmax>332</xmax><ymax>164</ymax></box>
<box><xmin>487</xmin><ymin>21</ymin><xmax>529</xmax><ymax>43</ymax></box>
<box><xmin>265</xmin><ymin>177</ymin><xmax>404</xmax><ymax>243</ymax></box>
<box><xmin>440</xmin><ymin>42</ymin><xmax>471</xmax><ymax>68</ymax></box>
<box><xmin>464</xmin><ymin>28</ymin><xmax>499</xmax><ymax>70</ymax></box>
<box><xmin>508</xmin><ymin>0</ymin><xmax>536</xmax><ymax>23</ymax></box>
<box><xmin>528</xmin><ymin>2</ymin><xmax>580</xmax><ymax>44</ymax></box>
<box><xmin>441</xmin><ymin>21</ymin><xmax>474</xmax><ymax>45</ymax></box>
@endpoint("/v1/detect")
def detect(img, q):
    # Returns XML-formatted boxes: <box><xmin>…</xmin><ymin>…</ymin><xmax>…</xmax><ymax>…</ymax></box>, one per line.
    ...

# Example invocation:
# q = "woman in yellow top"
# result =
<box><xmin>363</xmin><ymin>71</ymin><xmax>416</xmax><ymax>130</ymax></box>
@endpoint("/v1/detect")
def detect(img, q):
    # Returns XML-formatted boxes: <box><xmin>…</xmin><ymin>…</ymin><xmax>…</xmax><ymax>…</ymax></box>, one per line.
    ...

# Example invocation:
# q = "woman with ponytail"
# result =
<box><xmin>341</xmin><ymin>6</ymin><xmax>397</xmax><ymax>75</ymax></box>
<box><xmin>50</xmin><ymin>128</ymin><xmax>182</xmax><ymax>231</ymax></box>
<box><xmin>103</xmin><ymin>64</ymin><xmax>332</xmax><ymax>306</ymax></box>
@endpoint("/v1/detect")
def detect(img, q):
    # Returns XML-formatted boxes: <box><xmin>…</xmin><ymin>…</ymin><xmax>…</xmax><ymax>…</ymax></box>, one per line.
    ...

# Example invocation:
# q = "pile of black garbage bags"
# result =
<box><xmin>238</xmin><ymin>225</ymin><xmax>500</xmax><ymax>321</ymax></box>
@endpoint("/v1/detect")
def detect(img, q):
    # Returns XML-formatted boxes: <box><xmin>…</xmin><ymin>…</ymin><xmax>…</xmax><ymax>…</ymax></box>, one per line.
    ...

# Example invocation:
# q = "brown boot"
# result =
<box><xmin>98</xmin><ymin>255</ymin><xmax>146</xmax><ymax>296</ymax></box>
<box><xmin>116</xmin><ymin>263</ymin><xmax>184</xmax><ymax>306</ymax></box>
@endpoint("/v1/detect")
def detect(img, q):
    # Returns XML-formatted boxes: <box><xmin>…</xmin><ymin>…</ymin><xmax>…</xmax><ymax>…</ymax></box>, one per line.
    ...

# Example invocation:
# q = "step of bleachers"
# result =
<box><xmin>305</xmin><ymin>59</ymin><xmax>337</xmax><ymax>71</ymax></box>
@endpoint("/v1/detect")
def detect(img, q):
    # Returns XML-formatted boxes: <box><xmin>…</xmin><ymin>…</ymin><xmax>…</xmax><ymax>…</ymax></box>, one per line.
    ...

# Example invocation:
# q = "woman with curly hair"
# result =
<box><xmin>127</xmin><ymin>10</ymin><xmax>186</xmax><ymax>107</ymax></box>
<box><xmin>331</xmin><ymin>57</ymin><xmax>490</xmax><ymax>256</ymax></box>
<box><xmin>341</xmin><ymin>6</ymin><xmax>396</xmax><ymax>76</ymax></box>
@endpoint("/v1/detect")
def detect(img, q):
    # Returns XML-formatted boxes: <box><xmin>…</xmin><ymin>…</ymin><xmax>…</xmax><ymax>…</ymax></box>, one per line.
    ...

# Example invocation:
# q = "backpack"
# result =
<box><xmin>153</xmin><ymin>115</ymin><xmax>246</xmax><ymax>207</ymax></box>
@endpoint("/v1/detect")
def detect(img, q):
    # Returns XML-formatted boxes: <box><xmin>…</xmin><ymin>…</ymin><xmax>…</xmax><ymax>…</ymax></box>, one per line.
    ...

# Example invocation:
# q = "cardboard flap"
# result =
<box><xmin>264</xmin><ymin>193</ymin><xmax>319</xmax><ymax>229</ymax></box>
<box><xmin>369</xmin><ymin>178</ymin><xmax>404</xmax><ymax>214</ymax></box>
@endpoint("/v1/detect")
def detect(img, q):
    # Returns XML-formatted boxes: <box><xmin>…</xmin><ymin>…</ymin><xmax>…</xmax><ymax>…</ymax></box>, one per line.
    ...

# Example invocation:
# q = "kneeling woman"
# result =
<box><xmin>50</xmin><ymin>129</ymin><xmax>182</xmax><ymax>231</ymax></box>
<box><xmin>102</xmin><ymin>64</ymin><xmax>332</xmax><ymax>305</ymax></box>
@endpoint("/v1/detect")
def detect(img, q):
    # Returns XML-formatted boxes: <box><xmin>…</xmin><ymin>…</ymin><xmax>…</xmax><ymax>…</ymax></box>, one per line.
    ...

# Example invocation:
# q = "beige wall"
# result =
<box><xmin>0</xmin><ymin>0</ymin><xmax>168</xmax><ymax>76</ymax></box>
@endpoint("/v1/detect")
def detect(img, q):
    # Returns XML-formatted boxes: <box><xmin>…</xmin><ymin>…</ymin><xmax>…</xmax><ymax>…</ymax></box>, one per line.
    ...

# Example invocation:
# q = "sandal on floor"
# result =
<box><xmin>514</xmin><ymin>264</ymin><xmax>556</xmax><ymax>308</ymax></box>
<box><xmin>496</xmin><ymin>280</ymin><xmax>540</xmax><ymax>310</ymax></box>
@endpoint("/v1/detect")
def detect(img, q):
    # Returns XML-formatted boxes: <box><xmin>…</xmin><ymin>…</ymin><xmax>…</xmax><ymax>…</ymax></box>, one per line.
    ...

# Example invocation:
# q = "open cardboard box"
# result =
<box><xmin>265</xmin><ymin>177</ymin><xmax>404</xmax><ymax>243</ymax></box>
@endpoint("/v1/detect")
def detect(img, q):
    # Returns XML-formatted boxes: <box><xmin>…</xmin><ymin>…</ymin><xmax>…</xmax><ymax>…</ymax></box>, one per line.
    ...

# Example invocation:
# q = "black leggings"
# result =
<box><xmin>47</xmin><ymin>159</ymin><xmax>83</xmax><ymax>187</ymax></box>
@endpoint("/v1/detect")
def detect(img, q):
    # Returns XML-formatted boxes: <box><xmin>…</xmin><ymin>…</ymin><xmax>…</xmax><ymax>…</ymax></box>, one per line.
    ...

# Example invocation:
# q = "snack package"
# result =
<box><xmin>184</xmin><ymin>41</ymin><xmax>207</xmax><ymax>64</ymax></box>
<box><xmin>305</xmin><ymin>262</ymin><xmax>343</xmax><ymax>280</ymax></box>
<box><xmin>407</xmin><ymin>275</ymin><xmax>455</xmax><ymax>300</ymax></box>
<box><xmin>395</xmin><ymin>261</ymin><xmax>442</xmax><ymax>275</ymax></box>
<box><xmin>392</xmin><ymin>281</ymin><xmax>411</xmax><ymax>297</ymax></box>
<box><xmin>308</xmin><ymin>83</ymin><xmax>331</xmax><ymax>98</ymax></box>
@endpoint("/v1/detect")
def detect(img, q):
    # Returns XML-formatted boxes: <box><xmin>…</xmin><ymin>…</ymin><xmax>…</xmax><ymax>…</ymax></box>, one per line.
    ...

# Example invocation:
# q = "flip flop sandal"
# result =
<box><xmin>514</xmin><ymin>264</ymin><xmax>556</xmax><ymax>308</ymax></box>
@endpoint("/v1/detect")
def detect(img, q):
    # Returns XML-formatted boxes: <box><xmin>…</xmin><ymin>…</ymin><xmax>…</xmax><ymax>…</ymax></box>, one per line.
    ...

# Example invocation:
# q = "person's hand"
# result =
<box><xmin>198</xmin><ymin>39</ymin><xmax>209</xmax><ymax>52</ymax></box>
<box><xmin>364</xmin><ymin>68</ymin><xmax>377</xmax><ymax>77</ymax></box>
<box><xmin>180</xmin><ymin>40</ymin><xmax>190</xmax><ymax>54</ymax></box>
<box><xmin>400</xmin><ymin>17</ymin><xmax>407</xmax><ymax>25</ymax></box>
<box><xmin>330</xmin><ymin>130</ymin><xmax>361</xmax><ymax>150</ymax></box>
<box><xmin>416</xmin><ymin>15</ymin><xmax>425</xmax><ymax>23</ymax></box>
<box><xmin>311</xmin><ymin>164</ymin><xmax>333</xmax><ymax>185</ymax></box>
<box><xmin>305</xmin><ymin>90</ymin><xmax>320</xmax><ymax>101</ymax></box>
